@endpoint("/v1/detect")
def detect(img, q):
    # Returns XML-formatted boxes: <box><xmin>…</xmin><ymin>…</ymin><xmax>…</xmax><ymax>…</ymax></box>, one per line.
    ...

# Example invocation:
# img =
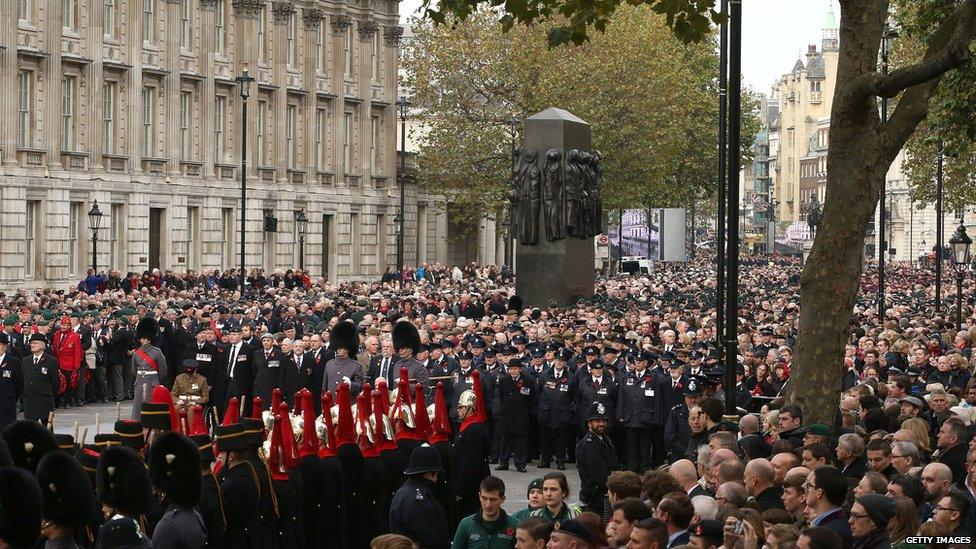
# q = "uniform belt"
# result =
<box><xmin>137</xmin><ymin>370</ymin><xmax>158</xmax><ymax>376</ymax></box>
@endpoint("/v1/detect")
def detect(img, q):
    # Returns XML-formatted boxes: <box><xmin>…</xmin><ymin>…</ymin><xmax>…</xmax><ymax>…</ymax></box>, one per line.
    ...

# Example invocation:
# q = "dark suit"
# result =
<box><xmin>368</xmin><ymin>354</ymin><xmax>400</xmax><ymax>388</ymax></box>
<box><xmin>213</xmin><ymin>342</ymin><xmax>255</xmax><ymax>414</ymax></box>
<box><xmin>0</xmin><ymin>353</ymin><xmax>24</xmax><ymax>429</ymax></box>
<box><xmin>252</xmin><ymin>346</ymin><xmax>286</xmax><ymax>407</ymax></box>
<box><xmin>187</xmin><ymin>341</ymin><xmax>219</xmax><ymax>384</ymax></box>
<box><xmin>23</xmin><ymin>352</ymin><xmax>59</xmax><ymax>421</ymax></box>
<box><xmin>305</xmin><ymin>347</ymin><xmax>333</xmax><ymax>406</ymax></box>
<box><xmin>497</xmin><ymin>373</ymin><xmax>535</xmax><ymax>469</ymax></box>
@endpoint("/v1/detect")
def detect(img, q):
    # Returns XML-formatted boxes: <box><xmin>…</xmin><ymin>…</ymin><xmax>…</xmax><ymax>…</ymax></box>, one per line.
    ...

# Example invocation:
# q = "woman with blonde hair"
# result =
<box><xmin>900</xmin><ymin>417</ymin><xmax>932</xmax><ymax>453</ymax></box>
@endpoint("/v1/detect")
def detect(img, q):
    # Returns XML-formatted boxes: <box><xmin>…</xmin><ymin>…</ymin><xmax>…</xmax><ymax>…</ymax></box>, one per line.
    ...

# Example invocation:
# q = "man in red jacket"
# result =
<box><xmin>52</xmin><ymin>317</ymin><xmax>83</xmax><ymax>408</ymax></box>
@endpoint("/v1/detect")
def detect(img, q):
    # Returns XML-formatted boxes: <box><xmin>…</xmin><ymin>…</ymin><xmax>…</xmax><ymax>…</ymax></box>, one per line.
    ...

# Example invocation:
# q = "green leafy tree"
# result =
<box><xmin>421</xmin><ymin>0</ymin><xmax>976</xmax><ymax>424</ymax></box>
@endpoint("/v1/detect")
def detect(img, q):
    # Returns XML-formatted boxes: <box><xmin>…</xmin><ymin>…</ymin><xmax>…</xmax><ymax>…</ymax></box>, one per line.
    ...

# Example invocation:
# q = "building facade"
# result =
<box><xmin>0</xmin><ymin>0</ymin><xmax>468</xmax><ymax>290</ymax></box>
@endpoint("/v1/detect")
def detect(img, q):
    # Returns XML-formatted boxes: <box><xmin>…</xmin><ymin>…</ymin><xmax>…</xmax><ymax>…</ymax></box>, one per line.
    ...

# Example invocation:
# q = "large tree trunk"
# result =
<box><xmin>787</xmin><ymin>0</ymin><xmax>976</xmax><ymax>424</ymax></box>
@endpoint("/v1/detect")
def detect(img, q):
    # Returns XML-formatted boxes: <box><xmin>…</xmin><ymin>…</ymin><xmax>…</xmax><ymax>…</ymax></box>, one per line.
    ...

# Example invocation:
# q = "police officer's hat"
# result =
<box><xmin>96</xmin><ymin>446</ymin><xmax>153</xmax><ymax>517</ymax></box>
<box><xmin>37</xmin><ymin>450</ymin><xmax>97</xmax><ymax>530</ymax></box>
<box><xmin>148</xmin><ymin>432</ymin><xmax>202</xmax><ymax>507</ymax></box>
<box><xmin>484</xmin><ymin>347</ymin><xmax>497</xmax><ymax>358</ymax></box>
<box><xmin>470</xmin><ymin>338</ymin><xmax>487</xmax><ymax>349</ymax></box>
<box><xmin>402</xmin><ymin>444</ymin><xmax>444</xmax><ymax>475</ymax></box>
<box><xmin>583</xmin><ymin>345</ymin><xmax>600</xmax><ymax>356</ymax></box>
<box><xmin>457</xmin><ymin>350</ymin><xmax>473</xmax><ymax>360</ymax></box>
<box><xmin>512</xmin><ymin>335</ymin><xmax>528</xmax><ymax>345</ymax></box>
<box><xmin>585</xmin><ymin>401</ymin><xmax>610</xmax><ymax>422</ymax></box>
<box><xmin>684</xmin><ymin>377</ymin><xmax>703</xmax><ymax>397</ymax></box>
<box><xmin>556</xmin><ymin>348</ymin><xmax>574</xmax><ymax>362</ymax></box>
<box><xmin>530</xmin><ymin>348</ymin><xmax>545</xmax><ymax>358</ymax></box>
<box><xmin>582</xmin><ymin>333</ymin><xmax>597</xmax><ymax>343</ymax></box>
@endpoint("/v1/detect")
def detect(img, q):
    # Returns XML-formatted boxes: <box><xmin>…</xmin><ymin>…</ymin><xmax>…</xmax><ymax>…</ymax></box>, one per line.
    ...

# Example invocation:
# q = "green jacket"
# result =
<box><xmin>528</xmin><ymin>503</ymin><xmax>582</xmax><ymax>522</ymax></box>
<box><xmin>509</xmin><ymin>507</ymin><xmax>536</xmax><ymax>522</ymax></box>
<box><xmin>451</xmin><ymin>510</ymin><xmax>520</xmax><ymax>549</ymax></box>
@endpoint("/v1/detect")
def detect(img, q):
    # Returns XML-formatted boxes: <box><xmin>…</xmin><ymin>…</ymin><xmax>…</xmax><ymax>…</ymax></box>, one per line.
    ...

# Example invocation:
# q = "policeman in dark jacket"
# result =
<box><xmin>576</xmin><ymin>359</ymin><xmax>617</xmax><ymax>430</ymax></box>
<box><xmin>0</xmin><ymin>333</ymin><xmax>24</xmax><ymax>429</ymax></box>
<box><xmin>576</xmin><ymin>401</ymin><xmax>618</xmax><ymax>517</ymax></box>
<box><xmin>389</xmin><ymin>445</ymin><xmax>450</xmax><ymax>549</ymax></box>
<box><xmin>537</xmin><ymin>348</ymin><xmax>576</xmax><ymax>469</ymax></box>
<box><xmin>665</xmin><ymin>376</ymin><xmax>703</xmax><ymax>464</ymax></box>
<box><xmin>616</xmin><ymin>350</ymin><xmax>665</xmax><ymax>473</ymax></box>
<box><xmin>497</xmin><ymin>358</ymin><xmax>535</xmax><ymax>472</ymax></box>
<box><xmin>23</xmin><ymin>333</ymin><xmax>60</xmax><ymax>422</ymax></box>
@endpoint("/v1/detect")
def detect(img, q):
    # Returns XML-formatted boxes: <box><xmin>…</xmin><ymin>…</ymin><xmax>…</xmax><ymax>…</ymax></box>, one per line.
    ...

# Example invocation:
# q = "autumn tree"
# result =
<box><xmin>420</xmin><ymin>0</ymin><xmax>976</xmax><ymax>424</ymax></box>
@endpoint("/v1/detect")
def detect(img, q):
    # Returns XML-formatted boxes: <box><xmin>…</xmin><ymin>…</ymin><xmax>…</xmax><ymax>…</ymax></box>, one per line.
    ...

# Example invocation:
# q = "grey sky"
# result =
<box><xmin>398</xmin><ymin>0</ymin><xmax>841</xmax><ymax>94</ymax></box>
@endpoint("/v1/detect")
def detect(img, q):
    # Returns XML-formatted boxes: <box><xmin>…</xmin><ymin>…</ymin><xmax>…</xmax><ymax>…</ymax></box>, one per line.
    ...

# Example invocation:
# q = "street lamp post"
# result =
<box><xmin>949</xmin><ymin>224</ymin><xmax>971</xmax><ymax>332</ymax></box>
<box><xmin>878</xmin><ymin>25</ymin><xmax>897</xmax><ymax>317</ymax></box>
<box><xmin>295</xmin><ymin>210</ymin><xmax>308</xmax><ymax>271</ymax></box>
<box><xmin>724</xmin><ymin>0</ymin><xmax>743</xmax><ymax>418</ymax></box>
<box><xmin>396</xmin><ymin>96</ymin><xmax>411</xmax><ymax>287</ymax></box>
<box><xmin>936</xmin><ymin>140</ymin><xmax>944</xmax><ymax>311</ymax></box>
<box><xmin>88</xmin><ymin>200</ymin><xmax>103</xmax><ymax>272</ymax></box>
<box><xmin>235</xmin><ymin>68</ymin><xmax>254</xmax><ymax>295</ymax></box>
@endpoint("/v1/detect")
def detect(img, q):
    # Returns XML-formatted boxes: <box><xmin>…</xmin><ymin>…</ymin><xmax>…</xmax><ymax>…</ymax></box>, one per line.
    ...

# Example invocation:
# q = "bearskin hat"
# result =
<box><xmin>148</xmin><ymin>432</ymin><xmax>202</xmax><ymax>507</ymax></box>
<box><xmin>391</xmin><ymin>320</ymin><xmax>421</xmax><ymax>354</ymax></box>
<box><xmin>330</xmin><ymin>321</ymin><xmax>360</xmax><ymax>356</ymax></box>
<box><xmin>508</xmin><ymin>294</ymin><xmax>524</xmax><ymax>313</ymax></box>
<box><xmin>1</xmin><ymin>419</ymin><xmax>58</xmax><ymax>474</ymax></box>
<box><xmin>135</xmin><ymin>317</ymin><xmax>157</xmax><ymax>341</ymax></box>
<box><xmin>96</xmin><ymin>446</ymin><xmax>153</xmax><ymax>517</ymax></box>
<box><xmin>0</xmin><ymin>467</ymin><xmax>42</xmax><ymax>547</ymax></box>
<box><xmin>0</xmin><ymin>437</ymin><xmax>12</xmax><ymax>468</ymax></box>
<box><xmin>37</xmin><ymin>450</ymin><xmax>96</xmax><ymax>530</ymax></box>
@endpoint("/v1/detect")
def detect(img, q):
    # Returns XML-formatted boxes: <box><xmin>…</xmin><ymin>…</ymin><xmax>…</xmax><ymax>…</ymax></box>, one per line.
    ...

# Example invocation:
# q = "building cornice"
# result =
<box><xmin>330</xmin><ymin>14</ymin><xmax>351</xmax><ymax>35</ymax></box>
<box><xmin>271</xmin><ymin>1</ymin><xmax>295</xmax><ymax>24</ymax></box>
<box><xmin>358</xmin><ymin>21</ymin><xmax>379</xmax><ymax>40</ymax></box>
<box><xmin>232</xmin><ymin>0</ymin><xmax>266</xmax><ymax>18</ymax></box>
<box><xmin>383</xmin><ymin>25</ymin><xmax>403</xmax><ymax>46</ymax></box>
<box><xmin>302</xmin><ymin>7</ymin><xmax>324</xmax><ymax>29</ymax></box>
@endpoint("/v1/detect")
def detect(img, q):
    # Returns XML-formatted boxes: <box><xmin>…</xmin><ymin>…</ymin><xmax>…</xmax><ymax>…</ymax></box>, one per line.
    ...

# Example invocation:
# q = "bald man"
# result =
<box><xmin>920</xmin><ymin>462</ymin><xmax>954</xmax><ymax>523</ymax></box>
<box><xmin>670</xmin><ymin>459</ymin><xmax>708</xmax><ymax>498</ymax></box>
<box><xmin>745</xmin><ymin>458</ymin><xmax>785</xmax><ymax>511</ymax></box>
<box><xmin>707</xmin><ymin>449</ymin><xmax>738</xmax><ymax>491</ymax></box>
<box><xmin>714</xmin><ymin>481</ymin><xmax>749</xmax><ymax>512</ymax></box>
<box><xmin>770</xmin><ymin>452</ymin><xmax>800</xmax><ymax>485</ymax></box>
<box><xmin>738</xmin><ymin>414</ymin><xmax>771</xmax><ymax>459</ymax></box>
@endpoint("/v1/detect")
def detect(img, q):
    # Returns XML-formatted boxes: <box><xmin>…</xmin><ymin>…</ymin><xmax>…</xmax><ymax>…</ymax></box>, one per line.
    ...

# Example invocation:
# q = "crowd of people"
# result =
<box><xmin>0</xmin><ymin>256</ymin><xmax>974</xmax><ymax>548</ymax></box>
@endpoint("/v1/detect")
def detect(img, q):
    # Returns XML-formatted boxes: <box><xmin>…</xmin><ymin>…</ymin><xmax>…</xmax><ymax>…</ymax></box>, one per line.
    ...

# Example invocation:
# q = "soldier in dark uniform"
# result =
<box><xmin>576</xmin><ymin>401</ymin><xmax>618</xmax><ymax>517</ymax></box>
<box><xmin>96</xmin><ymin>445</ymin><xmax>154</xmax><ymax>544</ymax></box>
<box><xmin>616</xmin><ymin>350</ymin><xmax>666</xmax><ymax>473</ymax></box>
<box><xmin>665</xmin><ymin>376</ymin><xmax>703</xmax><ymax>464</ymax></box>
<box><xmin>452</xmin><ymin>370</ymin><xmax>490</xmax><ymax>518</ymax></box>
<box><xmin>187</xmin><ymin>328</ymin><xmax>218</xmax><ymax>390</ymax></box>
<box><xmin>215</xmin><ymin>422</ymin><xmax>261</xmax><ymax>549</ymax></box>
<box><xmin>323</xmin><ymin>322</ymin><xmax>364</xmax><ymax>396</ymax></box>
<box><xmin>389</xmin><ymin>445</ymin><xmax>450</xmax><ymax>549</ymax></box>
<box><xmin>481</xmin><ymin>346</ymin><xmax>502</xmax><ymax>462</ymax></box>
<box><xmin>36</xmin><ymin>449</ymin><xmax>98</xmax><ymax>548</ymax></box>
<box><xmin>497</xmin><ymin>358</ymin><xmax>535</xmax><ymax>472</ymax></box>
<box><xmin>190</xmin><ymin>430</ymin><xmax>225</xmax><ymax>549</ymax></box>
<box><xmin>537</xmin><ymin>348</ymin><xmax>576</xmax><ymax>470</ymax></box>
<box><xmin>253</xmin><ymin>333</ymin><xmax>285</xmax><ymax>408</ymax></box>
<box><xmin>447</xmin><ymin>350</ymin><xmax>484</xmax><ymax>433</ymax></box>
<box><xmin>576</xmin><ymin>360</ymin><xmax>617</xmax><ymax>432</ymax></box>
<box><xmin>391</xmin><ymin>321</ymin><xmax>429</xmax><ymax>389</ymax></box>
<box><xmin>23</xmin><ymin>333</ymin><xmax>59</xmax><ymax>422</ymax></box>
<box><xmin>148</xmin><ymin>432</ymin><xmax>207</xmax><ymax>548</ymax></box>
<box><xmin>0</xmin><ymin>333</ymin><xmax>23</xmax><ymax>429</ymax></box>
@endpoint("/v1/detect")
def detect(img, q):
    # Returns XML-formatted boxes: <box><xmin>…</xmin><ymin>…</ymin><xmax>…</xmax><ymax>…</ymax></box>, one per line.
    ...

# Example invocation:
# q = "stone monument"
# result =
<box><xmin>513</xmin><ymin>108</ymin><xmax>600</xmax><ymax>307</ymax></box>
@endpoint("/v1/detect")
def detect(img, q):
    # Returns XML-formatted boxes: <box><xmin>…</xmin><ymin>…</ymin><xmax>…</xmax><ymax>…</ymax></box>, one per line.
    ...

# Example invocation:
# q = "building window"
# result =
<box><xmin>110</xmin><ymin>204</ymin><xmax>123</xmax><ymax>269</ymax></box>
<box><xmin>104</xmin><ymin>0</ymin><xmax>116</xmax><ymax>37</ymax></box>
<box><xmin>315</xmin><ymin>108</ymin><xmax>326</xmax><ymax>171</ymax></box>
<box><xmin>179</xmin><ymin>91</ymin><xmax>191</xmax><ymax>160</ymax></box>
<box><xmin>371</xmin><ymin>31</ymin><xmax>379</xmax><ymax>82</ymax></box>
<box><xmin>221</xmin><ymin>208</ymin><xmax>234</xmax><ymax>265</ymax></box>
<box><xmin>143</xmin><ymin>0</ymin><xmax>154</xmax><ymax>42</ymax></box>
<box><xmin>102</xmin><ymin>81</ymin><xmax>116</xmax><ymax>153</ymax></box>
<box><xmin>142</xmin><ymin>86</ymin><xmax>156</xmax><ymax>157</ymax></box>
<box><xmin>25</xmin><ymin>201</ymin><xmax>37</xmax><ymax>277</ymax></box>
<box><xmin>19</xmin><ymin>0</ymin><xmax>30</xmax><ymax>22</ymax></box>
<box><xmin>286</xmin><ymin>13</ymin><xmax>296</xmax><ymax>67</ymax></box>
<box><xmin>213</xmin><ymin>96</ymin><xmax>225</xmax><ymax>163</ymax></box>
<box><xmin>69</xmin><ymin>202</ymin><xmax>81</xmax><ymax>276</ymax></box>
<box><xmin>258</xmin><ymin>4</ymin><xmax>267</xmax><ymax>60</ymax></box>
<box><xmin>286</xmin><ymin>105</ymin><xmax>296</xmax><ymax>168</ymax></box>
<box><xmin>810</xmin><ymin>80</ymin><xmax>821</xmax><ymax>92</ymax></box>
<box><xmin>315</xmin><ymin>25</ymin><xmax>325</xmax><ymax>72</ymax></box>
<box><xmin>180</xmin><ymin>0</ymin><xmax>191</xmax><ymax>48</ymax></box>
<box><xmin>61</xmin><ymin>76</ymin><xmax>76</xmax><ymax>151</ymax></box>
<box><xmin>343</xmin><ymin>27</ymin><xmax>353</xmax><ymax>77</ymax></box>
<box><xmin>63</xmin><ymin>0</ymin><xmax>76</xmax><ymax>30</ymax></box>
<box><xmin>17</xmin><ymin>70</ymin><xmax>31</xmax><ymax>148</ymax></box>
<box><xmin>256</xmin><ymin>100</ymin><xmax>266</xmax><ymax>165</ymax></box>
<box><xmin>343</xmin><ymin>112</ymin><xmax>353</xmax><ymax>172</ymax></box>
<box><xmin>370</xmin><ymin>115</ymin><xmax>379</xmax><ymax>171</ymax></box>
<box><xmin>214</xmin><ymin>0</ymin><xmax>225</xmax><ymax>54</ymax></box>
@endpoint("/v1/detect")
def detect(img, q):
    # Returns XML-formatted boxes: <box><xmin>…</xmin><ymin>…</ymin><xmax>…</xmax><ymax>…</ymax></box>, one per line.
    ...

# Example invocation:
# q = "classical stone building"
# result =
<box><xmin>0</xmin><ymin>0</ymin><xmax>472</xmax><ymax>290</ymax></box>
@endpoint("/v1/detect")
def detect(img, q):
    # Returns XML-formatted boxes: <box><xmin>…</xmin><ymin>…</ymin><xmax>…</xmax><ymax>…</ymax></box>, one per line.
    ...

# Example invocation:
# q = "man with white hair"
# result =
<box><xmin>836</xmin><ymin>433</ymin><xmax>867</xmax><ymax>479</ymax></box>
<box><xmin>691</xmin><ymin>495</ymin><xmax>718</xmax><ymax>522</ymax></box>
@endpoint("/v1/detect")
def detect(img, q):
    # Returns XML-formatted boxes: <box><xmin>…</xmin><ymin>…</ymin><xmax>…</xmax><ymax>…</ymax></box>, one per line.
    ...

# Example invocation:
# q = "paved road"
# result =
<box><xmin>31</xmin><ymin>401</ymin><xmax>582</xmax><ymax>513</ymax></box>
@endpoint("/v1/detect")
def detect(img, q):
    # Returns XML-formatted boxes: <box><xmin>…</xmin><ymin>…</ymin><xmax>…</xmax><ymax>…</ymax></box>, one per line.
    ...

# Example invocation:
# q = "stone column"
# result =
<box><xmin>0</xmin><ymin>2</ymin><xmax>19</xmax><ymax>165</ymax></box>
<box><xmin>43</xmin><ymin>0</ymin><xmax>65</xmax><ymax>170</ymax></box>
<box><xmin>127</xmin><ymin>0</ymin><xmax>145</xmax><ymax>175</ymax></box>
<box><xmin>358</xmin><ymin>20</ymin><xmax>377</xmax><ymax>182</ymax></box>
<box><xmin>198</xmin><ymin>0</ymin><xmax>219</xmax><ymax>179</ymax></box>
<box><xmin>302</xmin><ymin>8</ymin><xmax>323</xmax><ymax>176</ymax></box>
<box><xmin>86</xmin><ymin>0</ymin><xmax>106</xmax><ymax>171</ymax></box>
<box><xmin>270</xmin><ymin>1</ymin><xmax>293</xmax><ymax>183</ymax></box>
<box><xmin>330</xmin><ymin>14</ymin><xmax>350</xmax><ymax>179</ymax></box>
<box><xmin>164</xmin><ymin>0</ymin><xmax>183</xmax><ymax>176</ymax></box>
<box><xmin>435</xmin><ymin>205</ymin><xmax>448</xmax><ymax>264</ymax></box>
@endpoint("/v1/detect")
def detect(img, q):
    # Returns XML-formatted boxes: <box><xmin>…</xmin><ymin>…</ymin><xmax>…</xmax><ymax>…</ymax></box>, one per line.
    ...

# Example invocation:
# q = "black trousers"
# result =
<box><xmin>539</xmin><ymin>424</ymin><xmax>569</xmax><ymax>465</ymax></box>
<box><xmin>650</xmin><ymin>425</ymin><xmax>665</xmax><ymax>467</ymax></box>
<box><xmin>489</xmin><ymin>417</ymin><xmax>501</xmax><ymax>461</ymax></box>
<box><xmin>499</xmin><ymin>432</ymin><xmax>528</xmax><ymax>468</ymax></box>
<box><xmin>627</xmin><ymin>427</ymin><xmax>654</xmax><ymax>473</ymax></box>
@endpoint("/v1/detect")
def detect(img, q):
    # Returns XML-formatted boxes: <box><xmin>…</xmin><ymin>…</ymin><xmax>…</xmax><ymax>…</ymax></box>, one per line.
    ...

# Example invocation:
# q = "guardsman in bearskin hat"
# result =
<box><xmin>148</xmin><ymin>432</ymin><xmax>206</xmax><ymax>548</ymax></box>
<box><xmin>37</xmin><ymin>450</ymin><xmax>98</xmax><ymax>548</ymax></box>
<box><xmin>1</xmin><ymin>418</ymin><xmax>58</xmax><ymax>474</ymax></box>
<box><xmin>390</xmin><ymin>321</ymin><xmax>428</xmax><ymax>387</ymax></box>
<box><xmin>323</xmin><ymin>322</ymin><xmax>364</xmax><ymax>396</ymax></box>
<box><xmin>0</xmin><ymin>466</ymin><xmax>43</xmax><ymax>548</ymax></box>
<box><xmin>96</xmin><ymin>445</ymin><xmax>154</xmax><ymax>546</ymax></box>
<box><xmin>215</xmin><ymin>421</ymin><xmax>261</xmax><ymax>549</ymax></box>
<box><xmin>317</xmin><ymin>391</ymin><xmax>349</xmax><ymax>549</ymax></box>
<box><xmin>576</xmin><ymin>401</ymin><xmax>618</xmax><ymax>517</ymax></box>
<box><xmin>452</xmin><ymin>370</ymin><xmax>490</xmax><ymax>518</ymax></box>
<box><xmin>188</xmin><ymin>405</ymin><xmax>225</xmax><ymax>549</ymax></box>
<box><xmin>132</xmin><ymin>317</ymin><xmax>167</xmax><ymax>420</ymax></box>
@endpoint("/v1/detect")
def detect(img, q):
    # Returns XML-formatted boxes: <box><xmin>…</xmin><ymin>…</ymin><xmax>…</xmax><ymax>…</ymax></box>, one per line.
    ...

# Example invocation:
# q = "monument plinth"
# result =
<box><xmin>512</xmin><ymin>108</ymin><xmax>600</xmax><ymax>308</ymax></box>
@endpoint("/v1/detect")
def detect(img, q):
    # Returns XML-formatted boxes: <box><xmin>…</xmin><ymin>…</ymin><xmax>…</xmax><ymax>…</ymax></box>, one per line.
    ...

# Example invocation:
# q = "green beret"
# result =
<box><xmin>806</xmin><ymin>423</ymin><xmax>832</xmax><ymax>436</ymax></box>
<box><xmin>42</xmin><ymin>311</ymin><xmax>56</xmax><ymax>320</ymax></box>
<box><xmin>37</xmin><ymin>320</ymin><xmax>49</xmax><ymax>327</ymax></box>
<box><xmin>71</xmin><ymin>312</ymin><xmax>81</xmax><ymax>318</ymax></box>
<box><xmin>3</xmin><ymin>317</ymin><xmax>16</xmax><ymax>326</ymax></box>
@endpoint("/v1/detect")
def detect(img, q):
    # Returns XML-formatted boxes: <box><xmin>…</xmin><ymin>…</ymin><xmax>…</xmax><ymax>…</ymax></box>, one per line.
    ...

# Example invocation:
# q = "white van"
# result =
<box><xmin>620</xmin><ymin>256</ymin><xmax>653</xmax><ymax>275</ymax></box>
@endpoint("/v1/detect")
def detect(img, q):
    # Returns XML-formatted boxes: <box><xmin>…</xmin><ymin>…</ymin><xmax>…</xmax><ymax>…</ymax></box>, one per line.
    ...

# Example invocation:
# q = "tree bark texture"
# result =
<box><xmin>787</xmin><ymin>0</ymin><xmax>976</xmax><ymax>423</ymax></box>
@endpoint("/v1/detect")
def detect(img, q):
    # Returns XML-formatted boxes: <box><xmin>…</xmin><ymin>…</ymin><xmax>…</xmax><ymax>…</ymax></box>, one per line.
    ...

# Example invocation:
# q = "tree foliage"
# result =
<box><xmin>403</xmin><ymin>6</ymin><xmax>758</xmax><ymax>226</ymax></box>
<box><xmin>896</xmin><ymin>0</ymin><xmax>976</xmax><ymax>210</ymax></box>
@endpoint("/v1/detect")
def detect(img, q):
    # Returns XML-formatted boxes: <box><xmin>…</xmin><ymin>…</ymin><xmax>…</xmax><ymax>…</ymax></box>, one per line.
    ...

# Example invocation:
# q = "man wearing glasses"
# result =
<box><xmin>931</xmin><ymin>492</ymin><xmax>971</xmax><ymax>538</ymax></box>
<box><xmin>803</xmin><ymin>467</ymin><xmax>853</xmax><ymax>549</ymax></box>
